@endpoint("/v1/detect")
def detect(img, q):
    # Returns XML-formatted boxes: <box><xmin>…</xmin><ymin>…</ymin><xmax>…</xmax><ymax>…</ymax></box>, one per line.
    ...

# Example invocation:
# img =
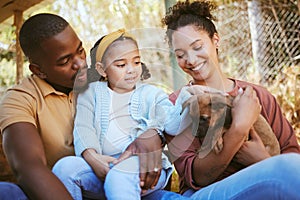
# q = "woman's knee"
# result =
<box><xmin>269</xmin><ymin>153</ymin><xmax>300</xmax><ymax>171</ymax></box>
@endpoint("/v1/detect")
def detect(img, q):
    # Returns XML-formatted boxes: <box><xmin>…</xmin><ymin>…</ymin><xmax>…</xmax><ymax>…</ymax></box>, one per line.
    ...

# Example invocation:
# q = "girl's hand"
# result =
<box><xmin>233</xmin><ymin>128</ymin><xmax>271</xmax><ymax>166</ymax></box>
<box><xmin>82</xmin><ymin>149</ymin><xmax>116</xmax><ymax>180</ymax></box>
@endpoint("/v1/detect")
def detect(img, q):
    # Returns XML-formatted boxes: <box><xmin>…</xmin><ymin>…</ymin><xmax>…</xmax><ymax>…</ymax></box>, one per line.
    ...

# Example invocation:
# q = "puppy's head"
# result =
<box><xmin>184</xmin><ymin>93</ymin><xmax>233</xmax><ymax>138</ymax></box>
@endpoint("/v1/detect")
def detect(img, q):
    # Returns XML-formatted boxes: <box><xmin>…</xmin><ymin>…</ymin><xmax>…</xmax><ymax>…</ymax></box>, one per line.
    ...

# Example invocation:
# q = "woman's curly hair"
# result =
<box><xmin>162</xmin><ymin>0</ymin><xmax>218</xmax><ymax>45</ymax></box>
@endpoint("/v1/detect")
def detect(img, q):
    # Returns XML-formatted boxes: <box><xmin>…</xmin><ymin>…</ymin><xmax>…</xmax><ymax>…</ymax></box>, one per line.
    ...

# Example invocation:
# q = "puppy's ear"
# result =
<box><xmin>182</xmin><ymin>95</ymin><xmax>200</xmax><ymax>137</ymax></box>
<box><xmin>185</xmin><ymin>95</ymin><xmax>200</xmax><ymax>118</ymax></box>
<box><xmin>189</xmin><ymin>96</ymin><xmax>201</xmax><ymax>137</ymax></box>
<box><xmin>211</xmin><ymin>95</ymin><xmax>228</xmax><ymax>110</ymax></box>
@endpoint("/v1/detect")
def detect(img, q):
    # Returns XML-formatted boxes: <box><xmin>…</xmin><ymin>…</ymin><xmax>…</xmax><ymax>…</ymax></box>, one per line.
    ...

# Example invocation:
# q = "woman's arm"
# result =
<box><xmin>192</xmin><ymin>86</ymin><xmax>261</xmax><ymax>186</ymax></box>
<box><xmin>169</xmin><ymin>86</ymin><xmax>261</xmax><ymax>188</ymax></box>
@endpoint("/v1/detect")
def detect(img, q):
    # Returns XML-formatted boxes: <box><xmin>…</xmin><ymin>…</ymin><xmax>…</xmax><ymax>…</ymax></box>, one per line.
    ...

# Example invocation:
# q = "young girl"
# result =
<box><xmin>71</xmin><ymin>29</ymin><xmax>184</xmax><ymax>200</ymax></box>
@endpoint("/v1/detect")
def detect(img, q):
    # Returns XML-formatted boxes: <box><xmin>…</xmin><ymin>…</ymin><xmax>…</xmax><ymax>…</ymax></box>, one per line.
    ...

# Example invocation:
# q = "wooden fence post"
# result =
<box><xmin>14</xmin><ymin>10</ymin><xmax>23</xmax><ymax>84</ymax></box>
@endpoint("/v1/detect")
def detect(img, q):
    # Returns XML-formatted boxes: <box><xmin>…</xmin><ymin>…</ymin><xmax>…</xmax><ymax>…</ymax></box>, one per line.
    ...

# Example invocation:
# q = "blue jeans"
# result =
<box><xmin>0</xmin><ymin>182</ymin><xmax>28</xmax><ymax>200</ymax></box>
<box><xmin>1</xmin><ymin>153</ymin><xmax>300</xmax><ymax>199</ymax></box>
<box><xmin>52</xmin><ymin>156</ymin><xmax>169</xmax><ymax>200</ymax></box>
<box><xmin>148</xmin><ymin>153</ymin><xmax>300</xmax><ymax>200</ymax></box>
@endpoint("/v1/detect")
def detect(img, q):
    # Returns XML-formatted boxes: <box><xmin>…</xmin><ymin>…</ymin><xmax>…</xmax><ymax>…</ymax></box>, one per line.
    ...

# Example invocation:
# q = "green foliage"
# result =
<box><xmin>0</xmin><ymin>60</ymin><xmax>15</xmax><ymax>86</ymax></box>
<box><xmin>51</xmin><ymin>0</ymin><xmax>164</xmax><ymax>51</ymax></box>
<box><xmin>0</xmin><ymin>0</ymin><xmax>173</xmax><ymax>89</ymax></box>
<box><xmin>0</xmin><ymin>22</ymin><xmax>16</xmax><ymax>62</ymax></box>
<box><xmin>0</xmin><ymin>60</ymin><xmax>31</xmax><ymax>88</ymax></box>
<box><xmin>268</xmin><ymin>65</ymin><xmax>300</xmax><ymax>139</ymax></box>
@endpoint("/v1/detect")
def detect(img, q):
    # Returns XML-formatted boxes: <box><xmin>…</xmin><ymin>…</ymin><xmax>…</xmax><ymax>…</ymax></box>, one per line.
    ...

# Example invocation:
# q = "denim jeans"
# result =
<box><xmin>52</xmin><ymin>155</ymin><xmax>169</xmax><ymax>200</ymax></box>
<box><xmin>1</xmin><ymin>153</ymin><xmax>300</xmax><ymax>200</ymax></box>
<box><xmin>0</xmin><ymin>182</ymin><xmax>28</xmax><ymax>200</ymax></box>
<box><xmin>151</xmin><ymin>153</ymin><xmax>300</xmax><ymax>200</ymax></box>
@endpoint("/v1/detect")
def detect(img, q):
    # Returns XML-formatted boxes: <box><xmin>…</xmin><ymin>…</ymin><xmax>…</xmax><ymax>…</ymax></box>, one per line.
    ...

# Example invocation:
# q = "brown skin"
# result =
<box><xmin>3</xmin><ymin>123</ymin><xmax>73</xmax><ymax>200</ymax></box>
<box><xmin>2</xmin><ymin>25</ymin><xmax>85</xmax><ymax>200</ymax></box>
<box><xmin>81</xmin><ymin>39</ymin><xmax>162</xmax><ymax>192</ymax></box>
<box><xmin>192</xmin><ymin>87</ymin><xmax>263</xmax><ymax>186</ymax></box>
<box><xmin>3</xmin><ymin>25</ymin><xmax>161</xmax><ymax>198</ymax></box>
<box><xmin>82</xmin><ymin>131</ymin><xmax>162</xmax><ymax>193</ymax></box>
<box><xmin>171</xmin><ymin>25</ymin><xmax>266</xmax><ymax>187</ymax></box>
<box><xmin>82</xmin><ymin>149</ymin><xmax>116</xmax><ymax>181</ymax></box>
<box><xmin>168</xmin><ymin>86</ymin><xmax>263</xmax><ymax>187</ymax></box>
<box><xmin>114</xmin><ymin>129</ymin><xmax>162</xmax><ymax>193</ymax></box>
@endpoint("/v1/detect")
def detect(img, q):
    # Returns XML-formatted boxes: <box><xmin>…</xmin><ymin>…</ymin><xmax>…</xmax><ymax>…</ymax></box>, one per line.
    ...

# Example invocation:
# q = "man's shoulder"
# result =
<box><xmin>2</xmin><ymin>76</ymin><xmax>37</xmax><ymax>100</ymax></box>
<box><xmin>9</xmin><ymin>75</ymin><xmax>36</xmax><ymax>91</ymax></box>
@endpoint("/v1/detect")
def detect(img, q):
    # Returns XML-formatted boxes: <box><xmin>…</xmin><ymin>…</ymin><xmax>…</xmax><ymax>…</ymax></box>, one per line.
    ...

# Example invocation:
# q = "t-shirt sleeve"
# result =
<box><xmin>237</xmin><ymin>80</ymin><xmax>300</xmax><ymax>153</ymax></box>
<box><xmin>0</xmin><ymin>89</ymin><xmax>36</xmax><ymax>133</ymax></box>
<box><xmin>257</xmin><ymin>89</ymin><xmax>300</xmax><ymax>153</ymax></box>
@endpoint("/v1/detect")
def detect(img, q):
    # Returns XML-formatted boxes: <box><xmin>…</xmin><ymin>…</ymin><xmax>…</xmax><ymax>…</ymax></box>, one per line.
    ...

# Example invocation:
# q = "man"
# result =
<box><xmin>0</xmin><ymin>13</ymin><xmax>163</xmax><ymax>199</ymax></box>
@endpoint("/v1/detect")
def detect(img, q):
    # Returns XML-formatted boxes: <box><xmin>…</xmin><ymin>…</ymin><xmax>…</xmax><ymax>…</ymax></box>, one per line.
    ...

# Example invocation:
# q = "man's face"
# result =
<box><xmin>32</xmin><ymin>26</ymin><xmax>87</xmax><ymax>93</ymax></box>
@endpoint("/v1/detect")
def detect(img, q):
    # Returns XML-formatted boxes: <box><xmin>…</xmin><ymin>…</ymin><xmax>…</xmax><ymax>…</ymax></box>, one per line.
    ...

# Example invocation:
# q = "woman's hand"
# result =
<box><xmin>231</xmin><ymin>86</ymin><xmax>261</xmax><ymax>135</ymax></box>
<box><xmin>234</xmin><ymin>128</ymin><xmax>271</xmax><ymax>166</ymax></box>
<box><xmin>82</xmin><ymin>149</ymin><xmax>116</xmax><ymax>180</ymax></box>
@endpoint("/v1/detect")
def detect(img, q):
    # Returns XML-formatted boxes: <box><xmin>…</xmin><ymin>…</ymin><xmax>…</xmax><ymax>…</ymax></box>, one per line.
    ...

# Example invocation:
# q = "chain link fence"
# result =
<box><xmin>215</xmin><ymin>0</ymin><xmax>299</xmax><ymax>85</ymax></box>
<box><xmin>214</xmin><ymin>0</ymin><xmax>300</xmax><ymax>136</ymax></box>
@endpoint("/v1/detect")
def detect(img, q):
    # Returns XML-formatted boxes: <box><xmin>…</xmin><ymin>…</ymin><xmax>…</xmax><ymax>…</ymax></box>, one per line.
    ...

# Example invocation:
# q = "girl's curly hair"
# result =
<box><xmin>162</xmin><ymin>0</ymin><xmax>218</xmax><ymax>46</ymax></box>
<box><xmin>88</xmin><ymin>35</ymin><xmax>151</xmax><ymax>83</ymax></box>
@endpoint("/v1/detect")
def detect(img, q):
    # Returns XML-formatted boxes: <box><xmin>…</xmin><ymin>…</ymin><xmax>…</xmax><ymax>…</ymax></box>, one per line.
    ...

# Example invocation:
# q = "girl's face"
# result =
<box><xmin>102</xmin><ymin>39</ymin><xmax>142</xmax><ymax>93</ymax></box>
<box><xmin>171</xmin><ymin>25</ymin><xmax>220</xmax><ymax>85</ymax></box>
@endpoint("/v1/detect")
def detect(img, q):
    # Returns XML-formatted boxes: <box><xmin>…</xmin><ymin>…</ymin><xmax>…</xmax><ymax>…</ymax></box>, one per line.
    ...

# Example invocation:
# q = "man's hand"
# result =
<box><xmin>113</xmin><ymin>129</ymin><xmax>162</xmax><ymax>193</ymax></box>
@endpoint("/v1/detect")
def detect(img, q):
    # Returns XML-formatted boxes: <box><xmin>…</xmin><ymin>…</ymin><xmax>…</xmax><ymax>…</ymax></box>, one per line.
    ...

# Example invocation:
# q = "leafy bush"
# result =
<box><xmin>268</xmin><ymin>65</ymin><xmax>300</xmax><ymax>142</ymax></box>
<box><xmin>0</xmin><ymin>60</ymin><xmax>31</xmax><ymax>93</ymax></box>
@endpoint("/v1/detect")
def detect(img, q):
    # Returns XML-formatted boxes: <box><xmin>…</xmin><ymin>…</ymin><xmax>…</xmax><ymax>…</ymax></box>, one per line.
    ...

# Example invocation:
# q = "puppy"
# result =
<box><xmin>183</xmin><ymin>92</ymin><xmax>280</xmax><ymax>158</ymax></box>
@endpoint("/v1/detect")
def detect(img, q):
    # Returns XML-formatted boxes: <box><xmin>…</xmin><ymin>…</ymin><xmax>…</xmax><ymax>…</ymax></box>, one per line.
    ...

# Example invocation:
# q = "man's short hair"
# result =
<box><xmin>19</xmin><ymin>13</ymin><xmax>69</xmax><ymax>58</ymax></box>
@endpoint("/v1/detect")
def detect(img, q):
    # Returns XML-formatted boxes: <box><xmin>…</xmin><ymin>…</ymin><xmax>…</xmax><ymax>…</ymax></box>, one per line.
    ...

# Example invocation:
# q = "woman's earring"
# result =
<box><xmin>215</xmin><ymin>42</ymin><xmax>219</xmax><ymax>48</ymax></box>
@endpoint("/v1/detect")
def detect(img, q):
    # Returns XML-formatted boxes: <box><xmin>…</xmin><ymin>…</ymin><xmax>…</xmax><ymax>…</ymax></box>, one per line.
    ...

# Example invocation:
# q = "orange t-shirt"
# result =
<box><xmin>0</xmin><ymin>75</ymin><xmax>75</xmax><ymax>169</ymax></box>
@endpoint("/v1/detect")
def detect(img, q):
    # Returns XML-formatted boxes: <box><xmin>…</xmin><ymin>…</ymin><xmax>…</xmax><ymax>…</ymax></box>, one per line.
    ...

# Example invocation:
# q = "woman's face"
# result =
<box><xmin>171</xmin><ymin>25</ymin><xmax>220</xmax><ymax>84</ymax></box>
<box><xmin>103</xmin><ymin>39</ymin><xmax>142</xmax><ymax>93</ymax></box>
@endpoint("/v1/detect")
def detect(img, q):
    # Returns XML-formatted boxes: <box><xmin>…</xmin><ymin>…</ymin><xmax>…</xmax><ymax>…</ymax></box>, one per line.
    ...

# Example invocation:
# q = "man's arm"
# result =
<box><xmin>2</xmin><ymin>122</ymin><xmax>72</xmax><ymax>200</ymax></box>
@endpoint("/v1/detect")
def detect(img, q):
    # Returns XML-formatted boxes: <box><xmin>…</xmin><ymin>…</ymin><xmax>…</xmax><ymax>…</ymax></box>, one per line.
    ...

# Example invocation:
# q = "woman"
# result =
<box><xmin>160</xmin><ymin>0</ymin><xmax>300</xmax><ymax>199</ymax></box>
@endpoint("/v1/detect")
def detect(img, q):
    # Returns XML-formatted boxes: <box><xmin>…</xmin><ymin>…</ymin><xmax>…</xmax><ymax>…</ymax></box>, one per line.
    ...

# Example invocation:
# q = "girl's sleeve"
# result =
<box><xmin>154</xmin><ymin>86</ymin><xmax>192</xmax><ymax>136</ymax></box>
<box><xmin>73</xmin><ymin>83</ymin><xmax>102</xmax><ymax>156</ymax></box>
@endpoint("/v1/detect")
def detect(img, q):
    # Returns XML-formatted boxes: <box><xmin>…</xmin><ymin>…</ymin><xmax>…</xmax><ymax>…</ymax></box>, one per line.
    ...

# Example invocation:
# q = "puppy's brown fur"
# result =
<box><xmin>183</xmin><ymin>92</ymin><xmax>280</xmax><ymax>158</ymax></box>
